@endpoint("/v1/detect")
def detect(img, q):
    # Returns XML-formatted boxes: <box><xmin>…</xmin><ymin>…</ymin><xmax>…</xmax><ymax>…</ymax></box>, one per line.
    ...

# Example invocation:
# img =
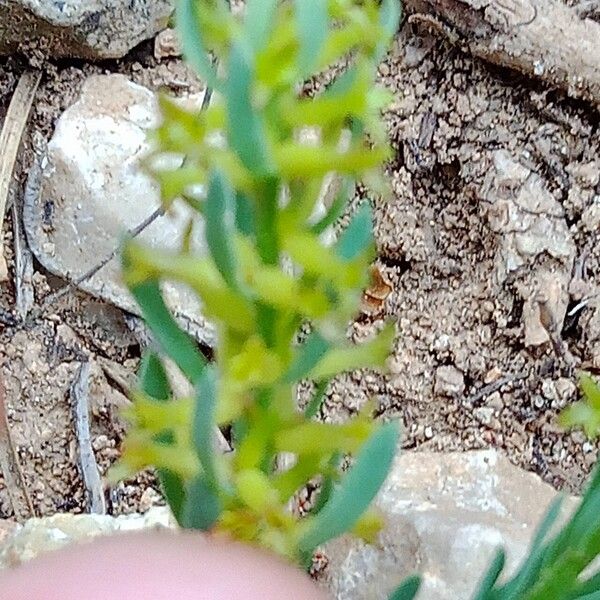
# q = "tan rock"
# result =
<box><xmin>0</xmin><ymin>0</ymin><xmax>172</xmax><ymax>60</ymax></box>
<box><xmin>0</xmin><ymin>507</ymin><xmax>174</xmax><ymax>569</ymax></box>
<box><xmin>23</xmin><ymin>74</ymin><xmax>215</xmax><ymax>346</ymax></box>
<box><xmin>321</xmin><ymin>450</ymin><xmax>578</xmax><ymax>600</ymax></box>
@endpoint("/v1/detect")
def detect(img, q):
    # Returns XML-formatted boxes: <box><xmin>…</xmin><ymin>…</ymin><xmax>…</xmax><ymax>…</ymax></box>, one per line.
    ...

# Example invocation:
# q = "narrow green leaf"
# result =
<box><xmin>387</xmin><ymin>575</ymin><xmax>421</xmax><ymax>600</ymax></box>
<box><xmin>376</xmin><ymin>0</ymin><xmax>402</xmax><ymax>62</ymax></box>
<box><xmin>285</xmin><ymin>330</ymin><xmax>330</xmax><ymax>383</ymax></box>
<box><xmin>205</xmin><ymin>171</ymin><xmax>239</xmax><ymax>289</ymax></box>
<box><xmin>137</xmin><ymin>353</ymin><xmax>187</xmax><ymax>520</ymax></box>
<box><xmin>227</xmin><ymin>42</ymin><xmax>271</xmax><ymax>174</ymax></box>
<box><xmin>559</xmin><ymin>401</ymin><xmax>600</xmax><ymax>438</ymax></box>
<box><xmin>158</xmin><ymin>469</ymin><xmax>186</xmax><ymax>522</ymax></box>
<box><xmin>138</xmin><ymin>351</ymin><xmax>170</xmax><ymax>401</ymax></box>
<box><xmin>124</xmin><ymin>244</ymin><xmax>255</xmax><ymax>334</ymax></box>
<box><xmin>308</xmin><ymin>323</ymin><xmax>395</xmax><ymax>381</ymax></box>
<box><xmin>245</xmin><ymin>0</ymin><xmax>278</xmax><ymax>52</ymax></box>
<box><xmin>581</xmin><ymin>373</ymin><xmax>600</xmax><ymax>409</ymax></box>
<box><xmin>294</xmin><ymin>0</ymin><xmax>328</xmax><ymax>75</ymax></box>
<box><xmin>298</xmin><ymin>420</ymin><xmax>399</xmax><ymax>553</ymax></box>
<box><xmin>336</xmin><ymin>202</ymin><xmax>374</xmax><ymax>260</ymax></box>
<box><xmin>303</xmin><ymin>377</ymin><xmax>330</xmax><ymax>419</ymax></box>
<box><xmin>192</xmin><ymin>365</ymin><xmax>219</xmax><ymax>486</ymax></box>
<box><xmin>530</xmin><ymin>495</ymin><xmax>564</xmax><ymax>552</ymax></box>
<box><xmin>311</xmin><ymin>177</ymin><xmax>352</xmax><ymax>235</ymax></box>
<box><xmin>235</xmin><ymin>192</ymin><xmax>255</xmax><ymax>236</ymax></box>
<box><xmin>181</xmin><ymin>475</ymin><xmax>222</xmax><ymax>531</ymax></box>
<box><xmin>501</xmin><ymin>495</ymin><xmax>586</xmax><ymax>599</ymax></box>
<box><xmin>325</xmin><ymin>66</ymin><xmax>359</xmax><ymax>98</ymax></box>
<box><xmin>472</xmin><ymin>549</ymin><xmax>505</xmax><ymax>600</ymax></box>
<box><xmin>553</xmin><ymin>466</ymin><xmax>600</xmax><ymax>554</ymax></box>
<box><xmin>129</xmin><ymin>280</ymin><xmax>207</xmax><ymax>384</ymax></box>
<box><xmin>309</xmin><ymin>453</ymin><xmax>341</xmax><ymax>515</ymax></box>
<box><xmin>254</xmin><ymin>178</ymin><xmax>280</xmax><ymax>265</ymax></box>
<box><xmin>576</xmin><ymin>592</ymin><xmax>600</xmax><ymax>600</ymax></box>
<box><xmin>176</xmin><ymin>0</ymin><xmax>219</xmax><ymax>88</ymax></box>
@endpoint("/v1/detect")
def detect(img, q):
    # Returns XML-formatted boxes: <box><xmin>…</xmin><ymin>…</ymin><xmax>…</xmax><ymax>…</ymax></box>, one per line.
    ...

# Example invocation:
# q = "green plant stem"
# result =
<box><xmin>255</xmin><ymin>177</ymin><xmax>281</xmax><ymax>346</ymax></box>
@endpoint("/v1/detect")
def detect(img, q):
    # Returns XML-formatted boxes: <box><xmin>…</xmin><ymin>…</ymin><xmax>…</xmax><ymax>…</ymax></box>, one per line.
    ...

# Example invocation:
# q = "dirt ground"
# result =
<box><xmin>0</xmin><ymin>10</ymin><xmax>599</xmax><ymax>520</ymax></box>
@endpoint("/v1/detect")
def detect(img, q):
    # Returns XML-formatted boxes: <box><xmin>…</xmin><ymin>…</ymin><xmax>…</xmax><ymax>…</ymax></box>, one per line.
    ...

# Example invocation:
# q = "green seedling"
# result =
<box><xmin>114</xmin><ymin>0</ymin><xmax>404</xmax><ymax>566</ymax></box>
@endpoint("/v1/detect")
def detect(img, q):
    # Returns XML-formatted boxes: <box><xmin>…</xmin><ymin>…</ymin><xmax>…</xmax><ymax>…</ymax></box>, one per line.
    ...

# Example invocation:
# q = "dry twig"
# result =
<box><xmin>464</xmin><ymin>371</ymin><xmax>528</xmax><ymax>405</ymax></box>
<box><xmin>0</xmin><ymin>71</ymin><xmax>41</xmax><ymax>281</ymax></box>
<box><xmin>71</xmin><ymin>361</ymin><xmax>106</xmax><ymax>514</ymax></box>
<box><xmin>0</xmin><ymin>369</ymin><xmax>35</xmax><ymax>520</ymax></box>
<box><xmin>11</xmin><ymin>203</ymin><xmax>34</xmax><ymax>319</ymax></box>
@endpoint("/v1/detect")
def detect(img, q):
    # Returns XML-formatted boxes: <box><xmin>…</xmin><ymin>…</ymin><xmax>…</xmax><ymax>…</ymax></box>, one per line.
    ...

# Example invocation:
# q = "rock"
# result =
<box><xmin>0</xmin><ymin>453</ymin><xmax>580</xmax><ymax>600</ymax></box>
<box><xmin>473</xmin><ymin>405</ymin><xmax>494</xmax><ymax>426</ymax></box>
<box><xmin>434</xmin><ymin>365</ymin><xmax>465</xmax><ymax>397</ymax></box>
<box><xmin>555</xmin><ymin>377</ymin><xmax>577</xmax><ymax>403</ymax></box>
<box><xmin>321</xmin><ymin>450</ymin><xmax>578</xmax><ymax>600</ymax></box>
<box><xmin>23</xmin><ymin>74</ymin><xmax>216</xmax><ymax>347</ymax></box>
<box><xmin>0</xmin><ymin>522</ymin><xmax>19</xmax><ymax>547</ymax></box>
<box><xmin>522</xmin><ymin>269</ymin><xmax>570</xmax><ymax>348</ymax></box>
<box><xmin>481</xmin><ymin>151</ymin><xmax>574</xmax><ymax>350</ymax></box>
<box><xmin>481</xmin><ymin>150</ymin><xmax>575</xmax><ymax>281</ymax></box>
<box><xmin>483</xmin><ymin>367</ymin><xmax>502</xmax><ymax>384</ymax></box>
<box><xmin>154</xmin><ymin>27</ymin><xmax>181</xmax><ymax>60</ymax></box>
<box><xmin>566</xmin><ymin>161</ymin><xmax>599</xmax><ymax>188</ymax></box>
<box><xmin>0</xmin><ymin>507</ymin><xmax>174</xmax><ymax>568</ymax></box>
<box><xmin>0</xmin><ymin>0</ymin><xmax>172</xmax><ymax>60</ymax></box>
<box><xmin>581</xmin><ymin>197</ymin><xmax>600</xmax><ymax>232</ymax></box>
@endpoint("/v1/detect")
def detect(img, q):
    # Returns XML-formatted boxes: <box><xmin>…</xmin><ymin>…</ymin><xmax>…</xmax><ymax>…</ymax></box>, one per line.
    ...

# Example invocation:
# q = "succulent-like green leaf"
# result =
<box><xmin>309</xmin><ymin>452</ymin><xmax>341</xmax><ymax>514</ymax></box>
<box><xmin>576</xmin><ymin>591</ymin><xmax>600</xmax><ymax>600</ymax></box>
<box><xmin>336</xmin><ymin>202</ymin><xmax>374</xmax><ymax>260</ymax></box>
<box><xmin>284</xmin><ymin>330</ymin><xmax>330</xmax><ymax>383</ymax></box>
<box><xmin>125</xmin><ymin>245</ymin><xmax>256</xmax><ymax>334</ymax></box>
<box><xmin>387</xmin><ymin>576</ymin><xmax>422</xmax><ymax>600</ymax></box>
<box><xmin>205</xmin><ymin>171</ymin><xmax>239</xmax><ymax>289</ymax></box>
<box><xmin>138</xmin><ymin>352</ymin><xmax>186</xmax><ymax>520</ymax></box>
<box><xmin>226</xmin><ymin>42</ymin><xmax>271</xmax><ymax>174</ymax></box>
<box><xmin>376</xmin><ymin>0</ymin><xmax>402</xmax><ymax>61</ymax></box>
<box><xmin>192</xmin><ymin>365</ymin><xmax>219</xmax><ymax>486</ymax></box>
<box><xmin>294</xmin><ymin>0</ymin><xmax>328</xmax><ymax>75</ymax></box>
<box><xmin>472</xmin><ymin>549</ymin><xmax>505</xmax><ymax>600</ymax></box>
<box><xmin>311</xmin><ymin>177</ymin><xmax>352</xmax><ymax>235</ymax></box>
<box><xmin>276</xmin><ymin>419</ymin><xmax>376</xmax><ymax>456</ymax></box>
<box><xmin>303</xmin><ymin>378</ymin><xmax>330</xmax><ymax>419</ymax></box>
<box><xmin>298</xmin><ymin>420</ymin><xmax>399</xmax><ymax>553</ymax></box>
<box><xmin>308</xmin><ymin>323</ymin><xmax>395</xmax><ymax>381</ymax></box>
<box><xmin>128</xmin><ymin>280</ymin><xmax>207</xmax><ymax>384</ymax></box>
<box><xmin>181</xmin><ymin>475</ymin><xmax>222</xmax><ymax>530</ymax></box>
<box><xmin>581</xmin><ymin>373</ymin><xmax>600</xmax><ymax>408</ymax></box>
<box><xmin>560</xmin><ymin>373</ymin><xmax>600</xmax><ymax>437</ymax></box>
<box><xmin>139</xmin><ymin>351</ymin><xmax>170</xmax><ymax>401</ymax></box>
<box><xmin>158</xmin><ymin>470</ymin><xmax>186</xmax><ymax>522</ymax></box>
<box><xmin>176</xmin><ymin>0</ymin><xmax>219</xmax><ymax>89</ymax></box>
<box><xmin>235</xmin><ymin>192</ymin><xmax>256</xmax><ymax>236</ymax></box>
<box><xmin>245</xmin><ymin>0</ymin><xmax>278</xmax><ymax>52</ymax></box>
<box><xmin>573</xmin><ymin>570</ymin><xmax>600</xmax><ymax>597</ymax></box>
<box><xmin>497</xmin><ymin>497</ymin><xmax>564</xmax><ymax>598</ymax></box>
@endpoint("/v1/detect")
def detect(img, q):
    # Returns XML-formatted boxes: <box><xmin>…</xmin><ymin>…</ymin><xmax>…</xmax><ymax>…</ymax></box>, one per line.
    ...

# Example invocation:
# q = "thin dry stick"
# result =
<box><xmin>71</xmin><ymin>361</ymin><xmax>106</xmax><ymax>515</ymax></box>
<box><xmin>40</xmin><ymin>205</ymin><xmax>165</xmax><ymax>310</ymax></box>
<box><xmin>0</xmin><ymin>71</ymin><xmax>42</xmax><ymax>281</ymax></box>
<box><xmin>464</xmin><ymin>371</ymin><xmax>528</xmax><ymax>406</ymax></box>
<box><xmin>0</xmin><ymin>370</ymin><xmax>35</xmax><ymax>520</ymax></box>
<box><xmin>11</xmin><ymin>203</ymin><xmax>34</xmax><ymax>319</ymax></box>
